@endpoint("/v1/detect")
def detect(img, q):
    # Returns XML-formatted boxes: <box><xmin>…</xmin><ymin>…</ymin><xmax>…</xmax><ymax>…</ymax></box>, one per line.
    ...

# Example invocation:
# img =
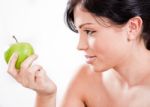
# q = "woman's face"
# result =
<box><xmin>74</xmin><ymin>5</ymin><xmax>131</xmax><ymax>72</ymax></box>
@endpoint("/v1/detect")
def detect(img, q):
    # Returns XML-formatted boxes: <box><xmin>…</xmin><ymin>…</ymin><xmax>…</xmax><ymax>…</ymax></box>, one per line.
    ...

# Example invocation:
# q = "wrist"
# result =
<box><xmin>36</xmin><ymin>91</ymin><xmax>57</xmax><ymax>99</ymax></box>
<box><xmin>36</xmin><ymin>83</ymin><xmax>57</xmax><ymax>97</ymax></box>
<box><xmin>35</xmin><ymin>92</ymin><xmax>56</xmax><ymax>107</ymax></box>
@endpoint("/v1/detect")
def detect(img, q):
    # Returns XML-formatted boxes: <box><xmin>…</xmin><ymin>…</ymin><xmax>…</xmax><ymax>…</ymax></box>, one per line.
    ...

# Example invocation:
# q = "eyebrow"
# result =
<box><xmin>79</xmin><ymin>23</ymin><xmax>93</xmax><ymax>29</ymax></box>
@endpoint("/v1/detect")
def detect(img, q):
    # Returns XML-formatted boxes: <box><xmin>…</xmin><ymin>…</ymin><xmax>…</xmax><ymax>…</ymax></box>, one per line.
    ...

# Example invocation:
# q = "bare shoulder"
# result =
<box><xmin>61</xmin><ymin>64</ymin><xmax>109</xmax><ymax>107</ymax></box>
<box><xmin>68</xmin><ymin>64</ymin><xmax>101</xmax><ymax>89</ymax></box>
<box><xmin>61</xmin><ymin>64</ymin><xmax>95</xmax><ymax>107</ymax></box>
<box><xmin>63</xmin><ymin>64</ymin><xmax>91</xmax><ymax>94</ymax></box>
<box><xmin>63</xmin><ymin>64</ymin><xmax>94</xmax><ymax>95</ymax></box>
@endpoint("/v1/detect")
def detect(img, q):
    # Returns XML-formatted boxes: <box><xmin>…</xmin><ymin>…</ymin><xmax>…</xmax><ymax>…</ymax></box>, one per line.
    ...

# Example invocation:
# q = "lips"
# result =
<box><xmin>85</xmin><ymin>55</ymin><xmax>96</xmax><ymax>64</ymax></box>
<box><xmin>85</xmin><ymin>55</ymin><xmax>96</xmax><ymax>58</ymax></box>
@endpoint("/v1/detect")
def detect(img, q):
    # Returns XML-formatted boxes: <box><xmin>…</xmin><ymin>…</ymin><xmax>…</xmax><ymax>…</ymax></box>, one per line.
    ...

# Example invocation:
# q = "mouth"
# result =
<box><xmin>85</xmin><ymin>55</ymin><xmax>97</xmax><ymax>64</ymax></box>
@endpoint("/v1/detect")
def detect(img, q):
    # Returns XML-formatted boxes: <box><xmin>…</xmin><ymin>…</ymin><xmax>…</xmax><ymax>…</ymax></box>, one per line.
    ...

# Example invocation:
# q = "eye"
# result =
<box><xmin>84</xmin><ymin>30</ymin><xmax>96</xmax><ymax>36</ymax></box>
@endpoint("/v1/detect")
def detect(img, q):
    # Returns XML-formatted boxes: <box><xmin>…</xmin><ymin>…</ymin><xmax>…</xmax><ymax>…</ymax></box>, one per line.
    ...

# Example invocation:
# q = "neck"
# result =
<box><xmin>114</xmin><ymin>46</ymin><xmax>150</xmax><ymax>86</ymax></box>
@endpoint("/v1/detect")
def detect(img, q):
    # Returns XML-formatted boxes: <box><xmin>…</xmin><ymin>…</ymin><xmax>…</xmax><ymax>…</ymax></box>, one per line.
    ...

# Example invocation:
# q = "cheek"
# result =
<box><xmin>92</xmin><ymin>34</ymin><xmax>128</xmax><ymax>59</ymax></box>
<box><xmin>91</xmin><ymin>37</ymin><xmax>113</xmax><ymax>54</ymax></box>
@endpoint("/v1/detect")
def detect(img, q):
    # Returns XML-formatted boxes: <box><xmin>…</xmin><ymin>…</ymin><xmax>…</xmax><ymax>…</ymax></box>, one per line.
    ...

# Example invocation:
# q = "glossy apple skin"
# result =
<box><xmin>4</xmin><ymin>42</ymin><xmax>34</xmax><ymax>69</ymax></box>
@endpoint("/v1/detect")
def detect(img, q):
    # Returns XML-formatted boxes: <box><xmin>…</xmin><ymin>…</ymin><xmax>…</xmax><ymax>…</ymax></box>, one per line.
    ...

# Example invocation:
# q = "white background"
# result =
<box><xmin>0</xmin><ymin>0</ymin><xmax>85</xmax><ymax>107</ymax></box>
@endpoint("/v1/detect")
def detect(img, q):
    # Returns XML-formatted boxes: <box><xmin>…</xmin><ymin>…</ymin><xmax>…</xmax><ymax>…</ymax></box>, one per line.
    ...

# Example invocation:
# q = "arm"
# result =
<box><xmin>7</xmin><ymin>53</ymin><xmax>56</xmax><ymax>107</ymax></box>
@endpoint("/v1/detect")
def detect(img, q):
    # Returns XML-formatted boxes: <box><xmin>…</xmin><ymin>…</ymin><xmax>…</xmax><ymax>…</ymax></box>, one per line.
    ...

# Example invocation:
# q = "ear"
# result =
<box><xmin>126</xmin><ymin>16</ymin><xmax>143</xmax><ymax>41</ymax></box>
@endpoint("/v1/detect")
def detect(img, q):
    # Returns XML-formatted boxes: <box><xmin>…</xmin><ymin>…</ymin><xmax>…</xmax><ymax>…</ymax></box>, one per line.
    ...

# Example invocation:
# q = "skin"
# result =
<box><xmin>8</xmin><ymin>53</ymin><xmax>57</xmax><ymax>107</ymax></box>
<box><xmin>61</xmin><ymin>5</ymin><xmax>150</xmax><ymax>107</ymax></box>
<box><xmin>7</xmin><ymin>4</ymin><xmax>150</xmax><ymax>107</ymax></box>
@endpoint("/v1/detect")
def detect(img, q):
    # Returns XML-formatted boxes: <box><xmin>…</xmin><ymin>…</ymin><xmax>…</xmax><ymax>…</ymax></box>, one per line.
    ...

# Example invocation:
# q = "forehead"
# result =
<box><xmin>73</xmin><ymin>5</ymin><xmax>113</xmax><ymax>29</ymax></box>
<box><xmin>74</xmin><ymin>5</ymin><xmax>98</xmax><ymax>28</ymax></box>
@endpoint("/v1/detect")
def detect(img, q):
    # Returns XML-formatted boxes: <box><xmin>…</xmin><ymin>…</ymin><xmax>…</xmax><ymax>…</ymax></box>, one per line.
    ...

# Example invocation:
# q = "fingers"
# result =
<box><xmin>7</xmin><ymin>53</ymin><xmax>56</xmax><ymax>94</ymax></box>
<box><xmin>16</xmin><ymin>55</ymin><xmax>38</xmax><ymax>86</ymax></box>
<box><xmin>35</xmin><ymin>69</ymin><xmax>57</xmax><ymax>94</ymax></box>
<box><xmin>8</xmin><ymin>53</ymin><xmax>38</xmax><ymax>84</ymax></box>
<box><xmin>20</xmin><ymin>54</ymin><xmax>38</xmax><ymax>71</ymax></box>
<box><xmin>24</xmin><ymin>65</ymin><xmax>43</xmax><ymax>88</ymax></box>
<box><xmin>35</xmin><ymin>69</ymin><xmax>46</xmax><ymax>85</ymax></box>
<box><xmin>7</xmin><ymin>52</ymin><xmax>19</xmax><ymax>77</ymax></box>
<box><xmin>19</xmin><ymin>54</ymin><xmax>38</xmax><ymax>79</ymax></box>
<box><xmin>27</xmin><ymin>65</ymin><xmax>42</xmax><ymax>82</ymax></box>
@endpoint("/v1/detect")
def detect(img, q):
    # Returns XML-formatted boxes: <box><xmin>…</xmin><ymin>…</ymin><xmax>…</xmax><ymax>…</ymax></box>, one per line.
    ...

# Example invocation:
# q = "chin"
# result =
<box><xmin>91</xmin><ymin>64</ymin><xmax>110</xmax><ymax>72</ymax></box>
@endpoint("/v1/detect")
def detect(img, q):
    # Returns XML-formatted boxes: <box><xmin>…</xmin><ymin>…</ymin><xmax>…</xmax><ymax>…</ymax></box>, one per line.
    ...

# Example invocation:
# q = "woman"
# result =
<box><xmin>8</xmin><ymin>0</ymin><xmax>150</xmax><ymax>107</ymax></box>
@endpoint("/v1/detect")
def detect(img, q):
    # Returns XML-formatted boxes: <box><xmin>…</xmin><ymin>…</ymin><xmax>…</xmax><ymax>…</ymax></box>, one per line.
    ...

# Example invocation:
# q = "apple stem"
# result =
<box><xmin>12</xmin><ymin>35</ymin><xmax>18</xmax><ymax>43</ymax></box>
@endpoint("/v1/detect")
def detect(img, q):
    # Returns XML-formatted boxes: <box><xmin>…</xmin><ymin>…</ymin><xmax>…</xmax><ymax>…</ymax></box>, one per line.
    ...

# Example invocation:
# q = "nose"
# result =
<box><xmin>77</xmin><ymin>35</ymin><xmax>88</xmax><ymax>51</ymax></box>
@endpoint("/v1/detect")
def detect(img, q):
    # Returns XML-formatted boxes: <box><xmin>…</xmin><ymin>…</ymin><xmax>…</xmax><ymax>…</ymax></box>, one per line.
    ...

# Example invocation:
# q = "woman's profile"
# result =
<box><xmin>7</xmin><ymin>0</ymin><xmax>150</xmax><ymax>107</ymax></box>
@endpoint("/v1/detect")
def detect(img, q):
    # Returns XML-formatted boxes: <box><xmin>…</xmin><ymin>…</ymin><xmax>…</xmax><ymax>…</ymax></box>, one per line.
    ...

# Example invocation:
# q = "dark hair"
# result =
<box><xmin>64</xmin><ymin>0</ymin><xmax>150</xmax><ymax>50</ymax></box>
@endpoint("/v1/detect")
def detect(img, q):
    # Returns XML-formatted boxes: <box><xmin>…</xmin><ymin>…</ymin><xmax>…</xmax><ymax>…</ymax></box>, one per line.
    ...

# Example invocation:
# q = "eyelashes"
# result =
<box><xmin>84</xmin><ymin>30</ymin><xmax>96</xmax><ymax>36</ymax></box>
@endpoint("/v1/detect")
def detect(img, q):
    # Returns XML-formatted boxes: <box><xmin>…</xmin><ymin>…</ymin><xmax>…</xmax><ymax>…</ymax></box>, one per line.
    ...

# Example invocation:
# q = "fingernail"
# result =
<box><xmin>13</xmin><ymin>52</ymin><xmax>18</xmax><ymax>57</ymax></box>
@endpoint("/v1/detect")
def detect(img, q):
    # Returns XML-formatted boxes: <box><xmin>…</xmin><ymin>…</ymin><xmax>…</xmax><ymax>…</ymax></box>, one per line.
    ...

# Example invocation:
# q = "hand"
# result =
<box><xmin>7</xmin><ymin>53</ymin><xmax>57</xmax><ymax>96</ymax></box>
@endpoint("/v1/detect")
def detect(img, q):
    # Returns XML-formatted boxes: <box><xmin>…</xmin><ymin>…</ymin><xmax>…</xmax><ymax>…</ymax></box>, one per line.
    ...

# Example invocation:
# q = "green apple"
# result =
<box><xmin>4</xmin><ymin>36</ymin><xmax>34</xmax><ymax>69</ymax></box>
